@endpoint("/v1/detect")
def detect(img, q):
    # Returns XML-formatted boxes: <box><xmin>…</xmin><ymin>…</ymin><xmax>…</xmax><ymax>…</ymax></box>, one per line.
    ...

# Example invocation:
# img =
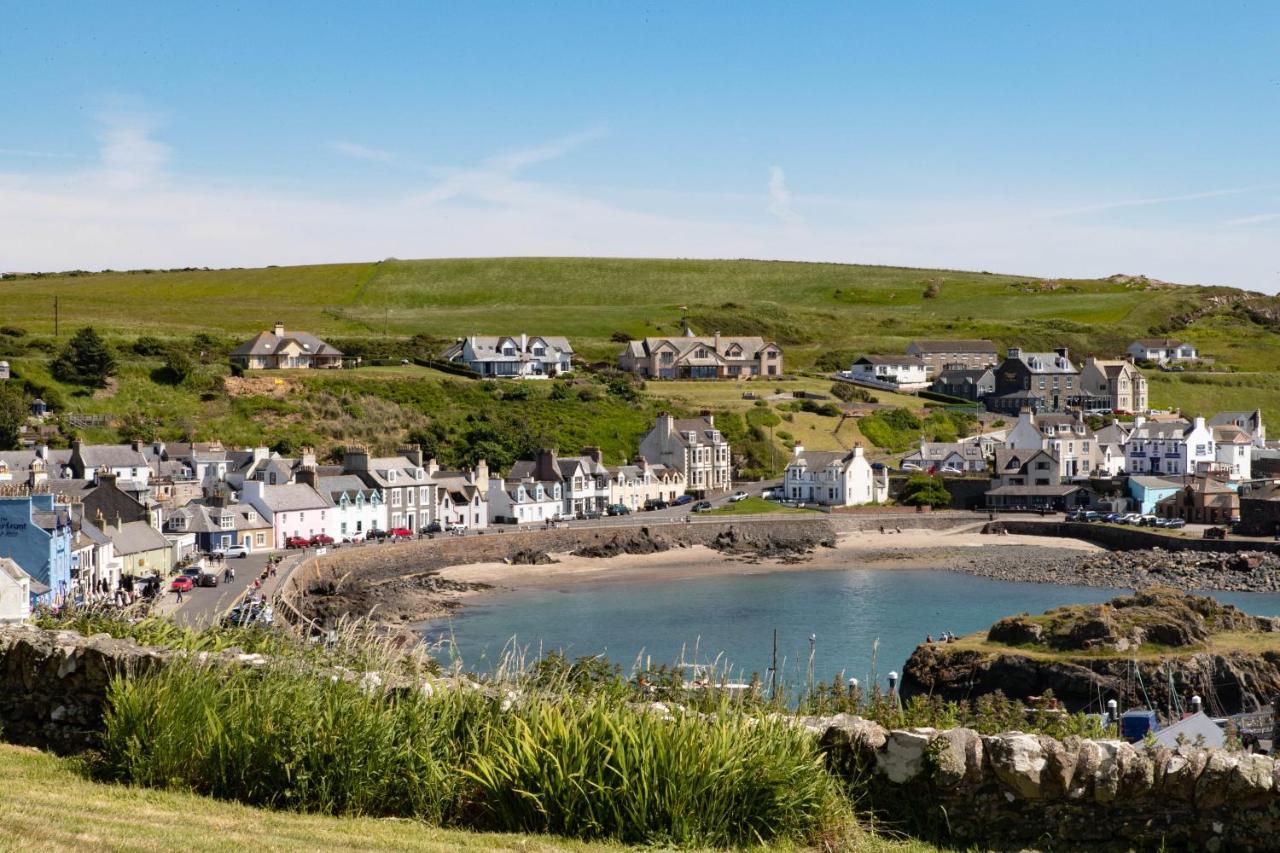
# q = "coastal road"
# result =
<box><xmin>168</xmin><ymin>552</ymin><xmax>294</xmax><ymax>628</ymax></box>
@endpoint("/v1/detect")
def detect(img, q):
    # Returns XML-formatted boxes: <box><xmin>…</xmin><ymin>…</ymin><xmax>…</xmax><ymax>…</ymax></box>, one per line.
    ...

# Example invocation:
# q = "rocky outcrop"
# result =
<box><xmin>820</xmin><ymin>715</ymin><xmax>1280</xmax><ymax>851</ymax></box>
<box><xmin>902</xmin><ymin>589</ymin><xmax>1280</xmax><ymax>714</ymax></box>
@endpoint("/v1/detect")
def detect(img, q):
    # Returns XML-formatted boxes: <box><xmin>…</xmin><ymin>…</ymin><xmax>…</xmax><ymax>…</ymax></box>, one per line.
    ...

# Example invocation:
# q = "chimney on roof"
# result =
<box><xmin>1007</xmin><ymin>347</ymin><xmax>1021</xmax><ymax>359</ymax></box>
<box><xmin>130</xmin><ymin>439</ymin><xmax>144</xmax><ymax>453</ymax></box>
<box><xmin>425</xmin><ymin>457</ymin><xmax>439</xmax><ymax>477</ymax></box>
<box><xmin>535</xmin><ymin>449</ymin><xmax>558</xmax><ymax>481</ymax></box>
<box><xmin>343</xmin><ymin>445</ymin><xmax>369</xmax><ymax>472</ymax></box>
<box><xmin>96</xmin><ymin>469</ymin><xmax>118</xmax><ymax>489</ymax></box>
<box><xmin>473</xmin><ymin>458</ymin><xmax>488</xmax><ymax>486</ymax></box>
<box><xmin>299</xmin><ymin>446</ymin><xmax>316</xmax><ymax>469</ymax></box>
<box><xmin>793</xmin><ymin>444</ymin><xmax>804</xmax><ymax>457</ymax></box>
<box><xmin>714</xmin><ymin>330</ymin><xmax>721</xmax><ymax>351</ymax></box>
<box><xmin>658</xmin><ymin>411</ymin><xmax>674</xmax><ymax>437</ymax></box>
<box><xmin>273</xmin><ymin>321</ymin><xmax>285</xmax><ymax>336</ymax></box>
<box><xmin>295</xmin><ymin>467</ymin><xmax>317</xmax><ymax>488</ymax></box>
<box><xmin>35</xmin><ymin>444</ymin><xmax>48</xmax><ymax>461</ymax></box>
<box><xmin>400</xmin><ymin>444</ymin><xmax>423</xmax><ymax>467</ymax></box>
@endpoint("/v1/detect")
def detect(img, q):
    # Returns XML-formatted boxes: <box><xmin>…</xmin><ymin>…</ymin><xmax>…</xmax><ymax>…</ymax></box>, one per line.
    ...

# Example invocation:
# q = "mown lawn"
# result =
<box><xmin>706</xmin><ymin>496</ymin><xmax>817</xmax><ymax>515</ymax></box>
<box><xmin>0</xmin><ymin>743</ymin><xmax>947</xmax><ymax>853</ymax></box>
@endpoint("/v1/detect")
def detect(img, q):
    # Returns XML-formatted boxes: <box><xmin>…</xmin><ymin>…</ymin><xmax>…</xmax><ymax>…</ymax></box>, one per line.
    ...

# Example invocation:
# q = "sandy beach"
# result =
<box><xmin>431</xmin><ymin>527</ymin><xmax>1104</xmax><ymax>614</ymax></box>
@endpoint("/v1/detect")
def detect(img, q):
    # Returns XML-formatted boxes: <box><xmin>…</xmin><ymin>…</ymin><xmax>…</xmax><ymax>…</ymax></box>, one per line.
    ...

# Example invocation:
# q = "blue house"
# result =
<box><xmin>0</xmin><ymin>495</ymin><xmax>74</xmax><ymax>606</ymax></box>
<box><xmin>1128</xmin><ymin>475</ymin><xmax>1183</xmax><ymax>515</ymax></box>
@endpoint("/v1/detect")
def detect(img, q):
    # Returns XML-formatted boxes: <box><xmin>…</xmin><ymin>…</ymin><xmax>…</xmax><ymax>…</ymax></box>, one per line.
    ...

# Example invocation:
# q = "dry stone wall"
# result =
<box><xmin>820</xmin><ymin>714</ymin><xmax>1280</xmax><ymax>852</ymax></box>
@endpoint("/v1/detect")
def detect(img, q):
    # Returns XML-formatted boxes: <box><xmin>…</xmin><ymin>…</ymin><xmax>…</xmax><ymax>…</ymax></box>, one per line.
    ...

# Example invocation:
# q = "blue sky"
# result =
<box><xmin>3</xmin><ymin>2</ymin><xmax>1279</xmax><ymax>288</ymax></box>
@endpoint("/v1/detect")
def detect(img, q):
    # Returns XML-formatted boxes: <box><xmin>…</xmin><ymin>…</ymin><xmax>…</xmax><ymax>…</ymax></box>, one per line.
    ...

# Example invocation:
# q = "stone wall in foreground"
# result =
<box><xmin>820</xmin><ymin>715</ymin><xmax>1280</xmax><ymax>852</ymax></box>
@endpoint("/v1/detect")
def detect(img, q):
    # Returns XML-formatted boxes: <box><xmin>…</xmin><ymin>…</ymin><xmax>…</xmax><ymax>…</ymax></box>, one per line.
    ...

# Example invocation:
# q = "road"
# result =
<box><xmin>166</xmin><ymin>552</ymin><xmax>300</xmax><ymax>628</ymax></box>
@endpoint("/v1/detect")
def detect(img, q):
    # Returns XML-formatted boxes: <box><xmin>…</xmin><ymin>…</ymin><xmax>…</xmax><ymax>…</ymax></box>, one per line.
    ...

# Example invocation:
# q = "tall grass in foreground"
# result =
<box><xmin>99</xmin><ymin>660</ymin><xmax>851</xmax><ymax>848</ymax></box>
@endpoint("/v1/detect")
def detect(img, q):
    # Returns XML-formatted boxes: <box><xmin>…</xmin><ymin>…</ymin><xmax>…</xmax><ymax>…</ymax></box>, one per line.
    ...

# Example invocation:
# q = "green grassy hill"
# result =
<box><xmin>7</xmin><ymin>257</ymin><xmax>1277</xmax><ymax>367</ymax></box>
<box><xmin>4</xmin><ymin>257</ymin><xmax>1280</xmax><ymax>468</ymax></box>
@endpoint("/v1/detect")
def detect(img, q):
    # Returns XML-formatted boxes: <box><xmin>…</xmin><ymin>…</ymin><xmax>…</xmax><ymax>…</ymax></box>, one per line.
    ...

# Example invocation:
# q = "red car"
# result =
<box><xmin>170</xmin><ymin>576</ymin><xmax>194</xmax><ymax>592</ymax></box>
<box><xmin>389</xmin><ymin>527</ymin><xmax>413</xmax><ymax>539</ymax></box>
<box><xmin>284</xmin><ymin>536</ymin><xmax>310</xmax><ymax>549</ymax></box>
<box><xmin>309</xmin><ymin>534</ymin><xmax>334</xmax><ymax>546</ymax></box>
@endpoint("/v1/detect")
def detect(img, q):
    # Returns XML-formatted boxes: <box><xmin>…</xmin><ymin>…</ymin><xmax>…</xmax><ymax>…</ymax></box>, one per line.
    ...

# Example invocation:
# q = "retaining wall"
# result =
<box><xmin>821</xmin><ymin>715</ymin><xmax>1280</xmax><ymax>852</ymax></box>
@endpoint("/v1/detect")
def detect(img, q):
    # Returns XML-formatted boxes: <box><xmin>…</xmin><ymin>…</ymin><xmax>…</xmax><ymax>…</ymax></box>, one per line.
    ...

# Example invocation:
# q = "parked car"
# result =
<box><xmin>170</xmin><ymin>575</ymin><xmax>194</xmax><ymax>593</ymax></box>
<box><xmin>224</xmin><ymin>602</ymin><xmax>274</xmax><ymax>627</ymax></box>
<box><xmin>729</xmin><ymin>491</ymin><xmax>749</xmax><ymax>503</ymax></box>
<box><xmin>1204</xmin><ymin>526</ymin><xmax>1227</xmax><ymax>540</ymax></box>
<box><xmin>1165</xmin><ymin>519</ymin><xmax>1186</xmax><ymax>529</ymax></box>
<box><xmin>606</xmin><ymin>504</ymin><xmax>631</xmax><ymax>516</ymax></box>
<box><xmin>1119</xmin><ymin>513</ymin><xmax>1144</xmax><ymax>525</ymax></box>
<box><xmin>309</xmin><ymin>533</ymin><xmax>334</xmax><ymax>546</ymax></box>
<box><xmin>365</xmin><ymin>529</ymin><xmax>389</xmax><ymax>541</ymax></box>
<box><xmin>284</xmin><ymin>536</ymin><xmax>310</xmax><ymax>549</ymax></box>
<box><xmin>1138</xmin><ymin>515</ymin><xmax>1161</xmax><ymax>527</ymax></box>
<box><xmin>196</xmin><ymin>572</ymin><xmax>219</xmax><ymax>588</ymax></box>
<box><xmin>691</xmin><ymin>500</ymin><xmax>713</xmax><ymax>512</ymax></box>
<box><xmin>222</xmin><ymin>544</ymin><xmax>250</xmax><ymax>559</ymax></box>
<box><xmin>643</xmin><ymin>498</ymin><xmax>668</xmax><ymax>511</ymax></box>
<box><xmin>419</xmin><ymin>521</ymin><xmax>443</xmax><ymax>535</ymax></box>
<box><xmin>181</xmin><ymin>566</ymin><xmax>202</xmax><ymax>582</ymax></box>
<box><xmin>674</xmin><ymin>494</ymin><xmax>694</xmax><ymax>506</ymax></box>
<box><xmin>577</xmin><ymin>510</ymin><xmax>603</xmax><ymax>520</ymax></box>
<box><xmin>389</xmin><ymin>527</ymin><xmax>413</xmax><ymax>539</ymax></box>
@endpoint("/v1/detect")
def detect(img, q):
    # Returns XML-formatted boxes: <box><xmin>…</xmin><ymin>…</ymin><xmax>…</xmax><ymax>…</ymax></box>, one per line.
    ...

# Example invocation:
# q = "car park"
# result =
<box><xmin>729</xmin><ymin>491</ymin><xmax>749</xmax><ymax>502</ymax></box>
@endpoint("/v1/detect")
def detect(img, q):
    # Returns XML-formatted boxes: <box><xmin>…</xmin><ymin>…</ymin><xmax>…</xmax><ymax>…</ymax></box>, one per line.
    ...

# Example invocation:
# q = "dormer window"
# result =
<box><xmin>386</xmin><ymin>470</ymin><xmax>396</xmax><ymax>483</ymax></box>
<box><xmin>503</xmin><ymin>346</ymin><xmax>516</xmax><ymax>356</ymax></box>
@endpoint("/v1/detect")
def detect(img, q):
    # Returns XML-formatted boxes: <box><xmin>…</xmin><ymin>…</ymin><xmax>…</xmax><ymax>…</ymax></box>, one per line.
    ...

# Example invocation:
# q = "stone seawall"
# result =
<box><xmin>284</xmin><ymin>517</ymin><xmax>844</xmax><ymax>624</ymax></box>
<box><xmin>993</xmin><ymin>519</ymin><xmax>1280</xmax><ymax>555</ymax></box>
<box><xmin>821</xmin><ymin>715</ymin><xmax>1280</xmax><ymax>852</ymax></box>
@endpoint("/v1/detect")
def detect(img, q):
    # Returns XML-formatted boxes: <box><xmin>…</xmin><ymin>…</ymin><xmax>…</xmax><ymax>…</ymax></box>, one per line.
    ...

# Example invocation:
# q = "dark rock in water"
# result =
<box><xmin>509</xmin><ymin>549</ymin><xmax>557</xmax><ymax>566</ymax></box>
<box><xmin>902</xmin><ymin>587</ymin><xmax>1280</xmax><ymax>715</ymax></box>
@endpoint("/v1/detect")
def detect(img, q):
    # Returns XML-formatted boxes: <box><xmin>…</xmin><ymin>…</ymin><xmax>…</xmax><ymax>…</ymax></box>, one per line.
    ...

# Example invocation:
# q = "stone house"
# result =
<box><xmin>1156</xmin><ymin>478</ymin><xmax>1238</xmax><ymax>525</ymax></box>
<box><xmin>783</xmin><ymin>446</ymin><xmax>888</xmax><ymax>506</ymax></box>
<box><xmin>988</xmin><ymin>347</ymin><xmax>1081</xmax><ymax>415</ymax></box>
<box><xmin>618</xmin><ymin>330</ymin><xmax>782</xmax><ymax>380</ymax></box>
<box><xmin>1079</xmin><ymin>357</ymin><xmax>1149</xmax><ymax>414</ymax></box>
<box><xmin>441</xmin><ymin>334</ymin><xmax>573</xmax><ymax>379</ymax></box>
<box><xmin>230</xmin><ymin>322</ymin><xmax>343</xmax><ymax>370</ymax></box>
<box><xmin>1238</xmin><ymin>482</ymin><xmax>1280</xmax><ymax>536</ymax></box>
<box><xmin>638</xmin><ymin>413</ymin><xmax>731</xmax><ymax>497</ymax></box>
<box><xmin>905</xmin><ymin>339</ymin><xmax>999</xmax><ymax>375</ymax></box>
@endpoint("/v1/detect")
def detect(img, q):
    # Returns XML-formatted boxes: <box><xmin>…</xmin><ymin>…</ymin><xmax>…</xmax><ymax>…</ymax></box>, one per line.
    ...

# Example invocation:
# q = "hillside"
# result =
<box><xmin>5</xmin><ymin>257</ymin><xmax>1280</xmax><ymax>467</ymax></box>
<box><xmin>6</xmin><ymin>257</ymin><xmax>1280</xmax><ymax>369</ymax></box>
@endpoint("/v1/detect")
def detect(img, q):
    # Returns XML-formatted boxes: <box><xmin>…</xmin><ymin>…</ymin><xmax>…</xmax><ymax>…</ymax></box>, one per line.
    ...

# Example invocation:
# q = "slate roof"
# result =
<box><xmin>443</xmin><ymin>335</ymin><xmax>573</xmax><ymax>363</ymax></box>
<box><xmin>231</xmin><ymin>328</ymin><xmax>342</xmax><ymax>358</ymax></box>
<box><xmin>317</xmin><ymin>475</ymin><xmax>382</xmax><ymax>501</ymax></box>
<box><xmin>1003</xmin><ymin>351</ymin><xmax>1079</xmax><ymax>375</ymax></box>
<box><xmin>935</xmin><ymin>368</ymin><xmax>993</xmax><ymax>384</ymax></box>
<box><xmin>108</xmin><ymin>521</ymin><xmax>170</xmax><ymax>555</ymax></box>
<box><xmin>77</xmin><ymin>444</ymin><xmax>149</xmax><ymax>469</ymax></box>
<box><xmin>627</xmin><ymin>335</ymin><xmax>775</xmax><ymax>362</ymax></box>
<box><xmin>252</xmin><ymin>484</ymin><xmax>332</xmax><ymax>512</ymax></box>
<box><xmin>854</xmin><ymin>354</ymin><xmax>926</xmax><ymax>367</ymax></box>
<box><xmin>1134</xmin><ymin>338</ymin><xmax>1190</xmax><ymax>348</ymax></box>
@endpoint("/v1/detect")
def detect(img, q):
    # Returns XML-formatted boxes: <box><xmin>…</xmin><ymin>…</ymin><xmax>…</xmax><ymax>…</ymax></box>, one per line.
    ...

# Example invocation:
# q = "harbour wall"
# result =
<box><xmin>992</xmin><ymin>520</ymin><xmax>1280</xmax><ymax>555</ymax></box>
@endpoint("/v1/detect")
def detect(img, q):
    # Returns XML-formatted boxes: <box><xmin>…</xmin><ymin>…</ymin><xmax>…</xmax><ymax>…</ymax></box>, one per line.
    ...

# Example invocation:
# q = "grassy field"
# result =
<box><xmin>6</xmin><ymin>256</ymin><xmax>1280</xmax><ymax>465</ymax></box>
<box><xmin>705</xmin><ymin>496</ymin><xmax>817</xmax><ymax>515</ymax></box>
<box><xmin>0</xmin><ymin>743</ymin><xmax>944</xmax><ymax>853</ymax></box>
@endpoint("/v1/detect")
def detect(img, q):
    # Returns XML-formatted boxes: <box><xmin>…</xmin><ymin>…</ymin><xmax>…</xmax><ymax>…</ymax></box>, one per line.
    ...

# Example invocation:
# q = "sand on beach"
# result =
<box><xmin>434</xmin><ymin>527</ymin><xmax>1104</xmax><ymax>607</ymax></box>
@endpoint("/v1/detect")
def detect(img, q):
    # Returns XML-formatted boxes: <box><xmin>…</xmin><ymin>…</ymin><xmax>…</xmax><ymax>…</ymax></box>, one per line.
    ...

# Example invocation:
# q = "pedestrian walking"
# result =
<box><xmin>175</xmin><ymin>587</ymin><xmax>184</xmax><ymax>603</ymax></box>
<box><xmin>229</xmin><ymin>566</ymin><xmax>235</xmax><ymax>581</ymax></box>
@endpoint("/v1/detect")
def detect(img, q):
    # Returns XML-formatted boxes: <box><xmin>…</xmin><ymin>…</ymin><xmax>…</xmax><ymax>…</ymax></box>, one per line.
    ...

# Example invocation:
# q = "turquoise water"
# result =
<box><xmin>425</xmin><ymin>567</ymin><xmax>1280</xmax><ymax>691</ymax></box>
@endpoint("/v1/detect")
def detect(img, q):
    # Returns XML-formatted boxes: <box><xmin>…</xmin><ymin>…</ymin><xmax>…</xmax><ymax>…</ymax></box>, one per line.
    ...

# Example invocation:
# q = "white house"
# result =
<box><xmin>1125</xmin><ymin>416</ymin><xmax>1215</xmax><ymax>477</ymax></box>
<box><xmin>488</xmin><ymin>477</ymin><xmax>564</xmax><ymax>525</ymax></box>
<box><xmin>1005</xmin><ymin>410</ymin><xmax>1110</xmax><ymax>480</ymax></box>
<box><xmin>1127</xmin><ymin>339</ymin><xmax>1198</xmax><ymax>364</ymax></box>
<box><xmin>317</xmin><ymin>475</ymin><xmax>387</xmax><ymax>540</ymax></box>
<box><xmin>431</xmin><ymin>467</ymin><xmax>490</xmax><ymax>530</ymax></box>
<box><xmin>0</xmin><ymin>558</ymin><xmax>34</xmax><ymax>623</ymax></box>
<box><xmin>68</xmin><ymin>440</ymin><xmax>151</xmax><ymax>488</ymax></box>
<box><xmin>241</xmin><ymin>480</ymin><xmax>334</xmax><ymax>547</ymax></box>
<box><xmin>846</xmin><ymin>355</ymin><xmax>930</xmax><ymax>390</ymax></box>
<box><xmin>783</xmin><ymin>445</ymin><xmax>888</xmax><ymax>506</ymax></box>
<box><xmin>1211</xmin><ymin>425</ymin><xmax>1253</xmax><ymax>481</ymax></box>
<box><xmin>1209</xmin><ymin>410</ymin><xmax>1266</xmax><ymax>448</ymax></box>
<box><xmin>441</xmin><ymin>334</ymin><xmax>574</xmax><ymax>379</ymax></box>
<box><xmin>509</xmin><ymin>448</ymin><xmax>612</xmax><ymax>517</ymax></box>
<box><xmin>899</xmin><ymin>440</ymin><xmax>987</xmax><ymax>474</ymax></box>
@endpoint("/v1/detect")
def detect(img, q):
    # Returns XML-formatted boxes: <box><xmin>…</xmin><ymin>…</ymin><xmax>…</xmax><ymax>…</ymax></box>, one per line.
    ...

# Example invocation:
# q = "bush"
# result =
<box><xmin>609</xmin><ymin>330</ymin><xmax>632</xmax><ymax>343</ymax></box>
<box><xmin>50</xmin><ymin>326</ymin><xmax>116</xmax><ymax>388</ymax></box>
<box><xmin>131</xmin><ymin>335</ymin><xmax>169</xmax><ymax>357</ymax></box>
<box><xmin>900</xmin><ymin>473</ymin><xmax>951</xmax><ymax>507</ymax></box>
<box><xmin>100</xmin><ymin>661</ymin><xmax>850</xmax><ymax>847</ymax></box>
<box><xmin>830</xmin><ymin>383</ymin><xmax>872</xmax><ymax>403</ymax></box>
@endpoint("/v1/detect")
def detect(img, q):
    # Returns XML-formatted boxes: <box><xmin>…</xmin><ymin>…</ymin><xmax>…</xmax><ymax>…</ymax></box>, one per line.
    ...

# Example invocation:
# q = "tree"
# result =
<box><xmin>51</xmin><ymin>326</ymin><xmax>116</xmax><ymax>387</ymax></box>
<box><xmin>900</xmin><ymin>473</ymin><xmax>951</xmax><ymax>508</ymax></box>
<box><xmin>160</xmin><ymin>347</ymin><xmax>195</xmax><ymax>385</ymax></box>
<box><xmin>0</xmin><ymin>383</ymin><xmax>28</xmax><ymax>450</ymax></box>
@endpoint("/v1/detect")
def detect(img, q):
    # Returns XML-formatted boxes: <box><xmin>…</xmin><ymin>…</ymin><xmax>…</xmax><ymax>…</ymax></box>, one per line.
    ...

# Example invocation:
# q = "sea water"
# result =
<box><xmin>424</xmin><ymin>566</ymin><xmax>1280</xmax><ymax>690</ymax></box>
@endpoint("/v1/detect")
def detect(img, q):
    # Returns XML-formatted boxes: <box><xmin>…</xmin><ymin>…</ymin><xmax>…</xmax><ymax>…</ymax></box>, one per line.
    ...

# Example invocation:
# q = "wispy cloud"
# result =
<box><xmin>1046</xmin><ymin>184</ymin><xmax>1280</xmax><ymax>218</ymax></box>
<box><xmin>767</xmin><ymin>165</ymin><xmax>802</xmax><ymax>225</ymax></box>
<box><xmin>1224</xmin><ymin>212</ymin><xmax>1280</xmax><ymax>227</ymax></box>
<box><xmin>95</xmin><ymin>106</ymin><xmax>169</xmax><ymax>190</ymax></box>
<box><xmin>329</xmin><ymin>141</ymin><xmax>398</xmax><ymax>164</ymax></box>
